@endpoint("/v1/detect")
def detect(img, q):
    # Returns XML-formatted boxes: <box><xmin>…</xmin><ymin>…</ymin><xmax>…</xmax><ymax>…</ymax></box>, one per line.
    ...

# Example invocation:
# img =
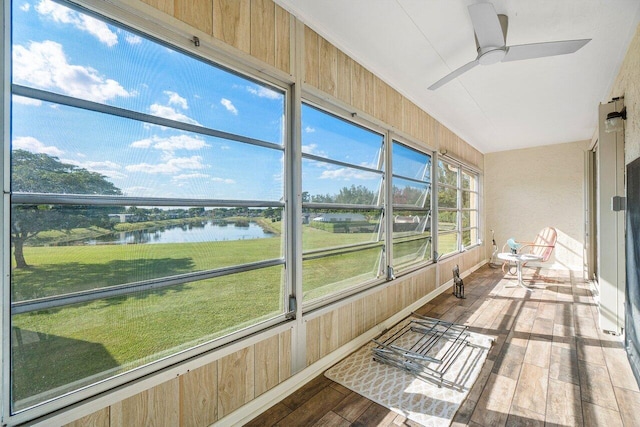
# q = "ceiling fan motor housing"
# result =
<box><xmin>475</xmin><ymin>14</ymin><xmax>508</xmax><ymax>65</ymax></box>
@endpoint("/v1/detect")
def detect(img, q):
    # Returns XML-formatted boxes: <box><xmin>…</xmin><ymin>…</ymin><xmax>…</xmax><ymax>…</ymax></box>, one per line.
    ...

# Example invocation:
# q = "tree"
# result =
<box><xmin>335</xmin><ymin>185</ymin><xmax>377</xmax><ymax>205</ymax></box>
<box><xmin>310</xmin><ymin>185</ymin><xmax>378</xmax><ymax>205</ymax></box>
<box><xmin>11</xmin><ymin>150</ymin><xmax>122</xmax><ymax>268</ymax></box>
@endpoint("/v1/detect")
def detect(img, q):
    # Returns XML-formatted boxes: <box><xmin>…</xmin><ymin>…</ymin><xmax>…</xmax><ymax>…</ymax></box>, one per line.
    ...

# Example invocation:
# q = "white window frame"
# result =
<box><xmin>3</xmin><ymin>0</ymin><xmax>294</xmax><ymax>423</ymax></box>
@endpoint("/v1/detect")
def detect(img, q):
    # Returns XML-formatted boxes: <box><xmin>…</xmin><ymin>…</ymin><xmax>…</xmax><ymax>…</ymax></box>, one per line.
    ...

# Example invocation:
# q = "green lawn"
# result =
<box><xmin>9</xmin><ymin>220</ymin><xmax>443</xmax><ymax>408</ymax></box>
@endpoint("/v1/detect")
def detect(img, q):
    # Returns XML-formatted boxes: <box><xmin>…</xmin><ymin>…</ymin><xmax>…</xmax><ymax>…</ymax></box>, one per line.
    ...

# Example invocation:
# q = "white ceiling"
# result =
<box><xmin>274</xmin><ymin>0</ymin><xmax>640</xmax><ymax>153</ymax></box>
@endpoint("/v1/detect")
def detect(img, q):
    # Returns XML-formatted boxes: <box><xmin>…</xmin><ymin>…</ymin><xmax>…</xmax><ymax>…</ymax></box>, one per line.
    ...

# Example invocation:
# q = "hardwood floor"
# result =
<box><xmin>245</xmin><ymin>265</ymin><xmax>640</xmax><ymax>426</ymax></box>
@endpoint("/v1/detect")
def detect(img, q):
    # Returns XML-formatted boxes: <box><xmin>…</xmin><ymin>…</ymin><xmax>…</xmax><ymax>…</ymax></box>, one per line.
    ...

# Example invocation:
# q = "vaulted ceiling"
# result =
<box><xmin>274</xmin><ymin>0</ymin><xmax>640</xmax><ymax>153</ymax></box>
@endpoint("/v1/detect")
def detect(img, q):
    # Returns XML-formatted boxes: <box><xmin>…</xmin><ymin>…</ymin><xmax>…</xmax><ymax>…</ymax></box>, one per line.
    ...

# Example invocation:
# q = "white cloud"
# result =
<box><xmin>130</xmin><ymin>135</ymin><xmax>209</xmax><ymax>152</ymax></box>
<box><xmin>304</xmin><ymin>126</ymin><xmax>316</xmax><ymax>133</ymax></box>
<box><xmin>13</xmin><ymin>40</ymin><xmax>133</xmax><ymax>103</ymax></box>
<box><xmin>125</xmin><ymin>156</ymin><xmax>206</xmax><ymax>174</ymax></box>
<box><xmin>212</xmin><ymin>177</ymin><xmax>236</xmax><ymax>184</ymax></box>
<box><xmin>163</xmin><ymin>90</ymin><xmax>188</xmax><ymax>110</ymax></box>
<box><xmin>220</xmin><ymin>98</ymin><xmax>238</xmax><ymax>115</ymax></box>
<box><xmin>301</xmin><ymin>143</ymin><xmax>327</xmax><ymax>158</ymax></box>
<box><xmin>62</xmin><ymin>159</ymin><xmax>126</xmax><ymax>179</ymax></box>
<box><xmin>173</xmin><ymin>173</ymin><xmax>210</xmax><ymax>181</ymax></box>
<box><xmin>149</xmin><ymin>103</ymin><xmax>200</xmax><ymax>125</ymax></box>
<box><xmin>246</xmin><ymin>85</ymin><xmax>281</xmax><ymax>100</ymax></box>
<box><xmin>13</xmin><ymin>136</ymin><xmax>63</xmax><ymax>156</ymax></box>
<box><xmin>125</xmin><ymin>34</ymin><xmax>142</xmax><ymax>45</ymax></box>
<box><xmin>319</xmin><ymin>168</ymin><xmax>376</xmax><ymax>180</ymax></box>
<box><xmin>35</xmin><ymin>0</ymin><xmax>118</xmax><ymax>46</ymax></box>
<box><xmin>12</xmin><ymin>95</ymin><xmax>42</xmax><ymax>106</ymax></box>
<box><xmin>20</xmin><ymin>3</ymin><xmax>30</xmax><ymax>12</ymax></box>
<box><xmin>130</xmin><ymin>139</ymin><xmax>152</xmax><ymax>148</ymax></box>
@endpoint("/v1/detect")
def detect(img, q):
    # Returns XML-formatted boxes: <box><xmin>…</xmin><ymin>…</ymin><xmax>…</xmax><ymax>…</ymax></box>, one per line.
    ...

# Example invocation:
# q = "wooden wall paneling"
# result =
<box><xmin>64</xmin><ymin>408</ymin><xmax>109</xmax><ymax>427</ymax></box>
<box><xmin>384</xmin><ymin>285</ymin><xmax>394</xmax><ymax>319</ymax></box>
<box><xmin>438</xmin><ymin>125</ymin><xmax>455</xmax><ymax>156</ymax></box>
<box><xmin>274</xmin><ymin>4</ymin><xmax>291</xmax><ymax>74</ymax></box>
<box><xmin>337</xmin><ymin>303</ymin><xmax>353</xmax><ymax>347</ymax></box>
<box><xmin>318</xmin><ymin>37</ymin><xmax>338</xmax><ymax>97</ymax></box>
<box><xmin>397</xmin><ymin>278</ymin><xmax>407</xmax><ymax>310</ymax></box>
<box><xmin>352</xmin><ymin>297</ymin><xmax>366</xmax><ymax>337</ymax></box>
<box><xmin>351</xmin><ymin>62</ymin><xmax>375</xmax><ymax>116</ymax></box>
<box><xmin>400</xmin><ymin>277</ymin><xmax>411</xmax><ymax>308</ymax></box>
<box><xmin>250</xmin><ymin>0</ymin><xmax>275</xmax><ymax>67</ymax></box>
<box><xmin>401</xmin><ymin>99</ymin><xmax>418</xmax><ymax>140</ymax></box>
<box><xmin>213</xmin><ymin>0</ymin><xmax>251</xmax><ymax>53</ymax></box>
<box><xmin>336</xmin><ymin>50</ymin><xmax>352</xmax><ymax>105</ymax></box>
<box><xmin>319</xmin><ymin>309</ymin><xmax>339</xmax><ymax>357</ymax></box>
<box><xmin>140</xmin><ymin>0</ymin><xmax>174</xmax><ymax>15</ymax></box>
<box><xmin>110</xmin><ymin>379</ymin><xmax>180</xmax><ymax>427</ymax></box>
<box><xmin>404</xmin><ymin>279</ymin><xmax>412</xmax><ymax>310</ymax></box>
<box><xmin>414</xmin><ymin>273</ymin><xmax>423</xmax><ymax>302</ymax></box>
<box><xmin>373</xmin><ymin>77</ymin><xmax>388</xmax><ymax>123</ymax></box>
<box><xmin>363</xmin><ymin>293</ymin><xmax>377</xmax><ymax>331</ymax></box>
<box><xmin>305</xmin><ymin>316</ymin><xmax>320</xmax><ymax>366</ymax></box>
<box><xmin>386</xmin><ymin>85</ymin><xmax>403</xmax><ymax>130</ymax></box>
<box><xmin>439</xmin><ymin>258</ymin><xmax>455</xmax><ymax>287</ymax></box>
<box><xmin>174</xmin><ymin>0</ymin><xmax>213</xmax><ymax>35</ymax></box>
<box><xmin>413</xmin><ymin>272</ymin><xmax>423</xmax><ymax>298</ymax></box>
<box><xmin>254</xmin><ymin>334</ymin><xmax>280</xmax><ymax>396</ymax></box>
<box><xmin>388</xmin><ymin>284</ymin><xmax>398</xmax><ymax>318</ymax></box>
<box><xmin>304</xmin><ymin>26</ymin><xmax>320</xmax><ymax>87</ymax></box>
<box><xmin>400</xmin><ymin>98</ymin><xmax>411</xmax><ymax>137</ymax></box>
<box><xmin>179</xmin><ymin>362</ymin><xmax>218</xmax><ymax>427</ymax></box>
<box><xmin>422</xmin><ymin>112</ymin><xmax>438</xmax><ymax>148</ymax></box>
<box><xmin>454</xmin><ymin>135</ymin><xmax>464</xmax><ymax>161</ymax></box>
<box><xmin>217</xmin><ymin>347</ymin><xmax>255</xmax><ymax>418</ymax></box>
<box><xmin>417</xmin><ymin>268</ymin><xmax>432</xmax><ymax>297</ymax></box>
<box><xmin>374</xmin><ymin>288</ymin><xmax>387</xmax><ymax>324</ymax></box>
<box><xmin>279</xmin><ymin>329</ymin><xmax>292</xmax><ymax>382</ymax></box>
<box><xmin>462</xmin><ymin>142</ymin><xmax>473</xmax><ymax>167</ymax></box>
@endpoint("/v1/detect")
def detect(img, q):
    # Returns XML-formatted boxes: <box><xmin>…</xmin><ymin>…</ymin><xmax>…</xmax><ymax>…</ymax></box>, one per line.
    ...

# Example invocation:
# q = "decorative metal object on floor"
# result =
<box><xmin>325</xmin><ymin>314</ymin><xmax>493</xmax><ymax>427</ymax></box>
<box><xmin>372</xmin><ymin>313</ymin><xmax>480</xmax><ymax>389</ymax></box>
<box><xmin>452</xmin><ymin>264</ymin><xmax>465</xmax><ymax>298</ymax></box>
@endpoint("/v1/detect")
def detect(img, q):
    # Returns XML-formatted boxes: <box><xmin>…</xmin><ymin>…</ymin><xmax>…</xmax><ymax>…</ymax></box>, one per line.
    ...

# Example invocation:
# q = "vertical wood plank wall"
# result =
<box><xmin>61</xmin><ymin>1</ymin><xmax>484</xmax><ymax>425</ymax></box>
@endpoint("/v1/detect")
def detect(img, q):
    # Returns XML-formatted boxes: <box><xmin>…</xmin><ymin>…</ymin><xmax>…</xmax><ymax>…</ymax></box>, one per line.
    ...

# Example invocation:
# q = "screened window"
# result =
<box><xmin>391</xmin><ymin>141</ymin><xmax>432</xmax><ymax>272</ymax></box>
<box><xmin>301</xmin><ymin>103</ymin><xmax>385</xmax><ymax>304</ymax></box>
<box><xmin>437</xmin><ymin>160</ymin><xmax>480</xmax><ymax>256</ymax></box>
<box><xmin>10</xmin><ymin>0</ymin><xmax>286</xmax><ymax>413</ymax></box>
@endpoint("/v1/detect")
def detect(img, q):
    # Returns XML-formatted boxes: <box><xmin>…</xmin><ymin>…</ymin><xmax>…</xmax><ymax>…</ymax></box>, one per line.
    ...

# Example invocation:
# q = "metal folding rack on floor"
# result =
<box><xmin>371</xmin><ymin>313</ymin><xmax>475</xmax><ymax>389</ymax></box>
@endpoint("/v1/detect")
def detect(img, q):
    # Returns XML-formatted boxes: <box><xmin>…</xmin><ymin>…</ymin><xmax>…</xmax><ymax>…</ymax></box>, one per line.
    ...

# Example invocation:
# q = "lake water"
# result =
<box><xmin>88</xmin><ymin>221</ymin><xmax>274</xmax><ymax>245</ymax></box>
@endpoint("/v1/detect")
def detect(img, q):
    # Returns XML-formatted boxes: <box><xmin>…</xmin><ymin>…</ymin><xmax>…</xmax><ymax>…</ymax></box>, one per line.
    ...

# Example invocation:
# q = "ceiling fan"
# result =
<box><xmin>428</xmin><ymin>2</ymin><xmax>591</xmax><ymax>90</ymax></box>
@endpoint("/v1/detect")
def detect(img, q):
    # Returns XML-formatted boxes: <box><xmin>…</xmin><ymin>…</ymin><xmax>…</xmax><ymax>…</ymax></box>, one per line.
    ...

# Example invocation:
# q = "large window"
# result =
<box><xmin>9</xmin><ymin>0</ymin><xmax>286</xmax><ymax>414</ymax></box>
<box><xmin>301</xmin><ymin>103</ymin><xmax>385</xmax><ymax>305</ymax></box>
<box><xmin>4</xmin><ymin>0</ymin><xmax>482</xmax><ymax>422</ymax></box>
<box><xmin>437</xmin><ymin>160</ymin><xmax>480</xmax><ymax>256</ymax></box>
<box><xmin>391</xmin><ymin>141</ymin><xmax>433</xmax><ymax>272</ymax></box>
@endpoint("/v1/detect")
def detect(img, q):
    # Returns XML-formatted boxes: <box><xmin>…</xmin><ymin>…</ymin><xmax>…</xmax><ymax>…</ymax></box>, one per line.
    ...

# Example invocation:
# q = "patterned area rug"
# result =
<box><xmin>325</xmin><ymin>317</ymin><xmax>493</xmax><ymax>427</ymax></box>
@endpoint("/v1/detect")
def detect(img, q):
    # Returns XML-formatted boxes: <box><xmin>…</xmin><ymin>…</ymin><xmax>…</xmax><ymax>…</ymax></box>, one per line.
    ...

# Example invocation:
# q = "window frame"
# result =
<box><xmin>3</xmin><ymin>0</ymin><xmax>294</xmax><ymax>422</ymax></box>
<box><xmin>0</xmin><ymin>0</ymin><xmax>483</xmax><ymax>423</ymax></box>
<box><xmin>436</xmin><ymin>156</ymin><xmax>481</xmax><ymax>258</ymax></box>
<box><xmin>299</xmin><ymin>98</ymin><xmax>388</xmax><ymax>311</ymax></box>
<box><xmin>388</xmin><ymin>137</ymin><xmax>434</xmax><ymax>275</ymax></box>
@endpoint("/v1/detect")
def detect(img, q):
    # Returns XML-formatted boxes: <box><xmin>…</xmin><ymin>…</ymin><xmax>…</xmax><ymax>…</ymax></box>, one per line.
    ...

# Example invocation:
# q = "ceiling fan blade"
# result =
<box><xmin>503</xmin><ymin>39</ymin><xmax>591</xmax><ymax>62</ymax></box>
<box><xmin>468</xmin><ymin>3</ymin><xmax>505</xmax><ymax>48</ymax></box>
<box><xmin>428</xmin><ymin>60</ymin><xmax>479</xmax><ymax>90</ymax></box>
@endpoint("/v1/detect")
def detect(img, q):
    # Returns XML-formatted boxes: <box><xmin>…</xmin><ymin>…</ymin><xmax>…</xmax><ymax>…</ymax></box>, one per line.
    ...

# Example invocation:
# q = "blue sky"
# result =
<box><xmin>11</xmin><ymin>0</ymin><xmax>430</xmax><ymax>203</ymax></box>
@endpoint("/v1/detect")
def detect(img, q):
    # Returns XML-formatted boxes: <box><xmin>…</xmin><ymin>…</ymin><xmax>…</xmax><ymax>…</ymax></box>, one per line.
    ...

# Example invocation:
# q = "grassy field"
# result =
<box><xmin>10</xmin><ymin>219</ymin><xmax>451</xmax><ymax>408</ymax></box>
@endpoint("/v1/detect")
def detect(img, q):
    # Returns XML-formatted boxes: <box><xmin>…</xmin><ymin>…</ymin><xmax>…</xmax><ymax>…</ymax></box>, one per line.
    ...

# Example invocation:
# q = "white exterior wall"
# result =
<box><xmin>485</xmin><ymin>140</ymin><xmax>590</xmax><ymax>271</ymax></box>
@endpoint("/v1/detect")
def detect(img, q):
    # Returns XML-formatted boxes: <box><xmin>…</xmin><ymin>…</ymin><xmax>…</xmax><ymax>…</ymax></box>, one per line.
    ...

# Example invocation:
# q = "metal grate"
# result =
<box><xmin>372</xmin><ymin>313</ymin><xmax>477</xmax><ymax>389</ymax></box>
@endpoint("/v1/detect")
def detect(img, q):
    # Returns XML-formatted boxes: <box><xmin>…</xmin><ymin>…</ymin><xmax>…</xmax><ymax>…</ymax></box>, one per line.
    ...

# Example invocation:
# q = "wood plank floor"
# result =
<box><xmin>245</xmin><ymin>265</ymin><xmax>640</xmax><ymax>426</ymax></box>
